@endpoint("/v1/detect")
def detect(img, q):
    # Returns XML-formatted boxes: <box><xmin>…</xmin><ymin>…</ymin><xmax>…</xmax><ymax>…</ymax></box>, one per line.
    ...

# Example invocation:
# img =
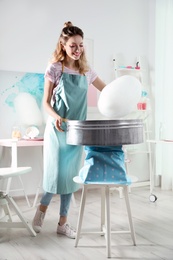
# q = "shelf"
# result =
<box><xmin>123</xmin><ymin>109</ymin><xmax>151</xmax><ymax>121</ymax></box>
<box><xmin>116</xmin><ymin>69</ymin><xmax>141</xmax><ymax>80</ymax></box>
<box><xmin>113</xmin><ymin>55</ymin><xmax>154</xmax><ymax>195</ymax></box>
<box><xmin>116</xmin><ymin>68</ymin><xmax>141</xmax><ymax>72</ymax></box>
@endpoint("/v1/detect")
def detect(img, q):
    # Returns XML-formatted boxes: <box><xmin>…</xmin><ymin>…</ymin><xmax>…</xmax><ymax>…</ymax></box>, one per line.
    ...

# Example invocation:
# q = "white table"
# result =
<box><xmin>0</xmin><ymin>138</ymin><xmax>44</xmax><ymax>207</ymax></box>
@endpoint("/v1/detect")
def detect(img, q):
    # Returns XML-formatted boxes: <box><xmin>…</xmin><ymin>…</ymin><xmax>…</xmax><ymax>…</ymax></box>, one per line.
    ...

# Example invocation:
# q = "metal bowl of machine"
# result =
<box><xmin>66</xmin><ymin>119</ymin><xmax>144</xmax><ymax>146</ymax></box>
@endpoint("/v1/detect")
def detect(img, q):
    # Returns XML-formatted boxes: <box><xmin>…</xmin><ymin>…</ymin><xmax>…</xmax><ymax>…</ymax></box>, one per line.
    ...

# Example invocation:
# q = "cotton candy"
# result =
<box><xmin>98</xmin><ymin>75</ymin><xmax>142</xmax><ymax>118</ymax></box>
<box><xmin>14</xmin><ymin>92</ymin><xmax>43</xmax><ymax>127</ymax></box>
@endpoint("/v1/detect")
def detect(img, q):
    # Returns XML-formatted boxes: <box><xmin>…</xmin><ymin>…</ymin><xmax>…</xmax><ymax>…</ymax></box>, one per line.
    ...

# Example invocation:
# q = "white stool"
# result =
<box><xmin>0</xmin><ymin>167</ymin><xmax>36</xmax><ymax>237</ymax></box>
<box><xmin>73</xmin><ymin>177</ymin><xmax>137</xmax><ymax>258</ymax></box>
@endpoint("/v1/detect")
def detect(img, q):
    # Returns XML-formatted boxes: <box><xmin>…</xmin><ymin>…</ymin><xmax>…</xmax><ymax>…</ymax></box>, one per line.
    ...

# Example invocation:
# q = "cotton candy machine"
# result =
<box><xmin>66</xmin><ymin>119</ymin><xmax>144</xmax><ymax>146</ymax></box>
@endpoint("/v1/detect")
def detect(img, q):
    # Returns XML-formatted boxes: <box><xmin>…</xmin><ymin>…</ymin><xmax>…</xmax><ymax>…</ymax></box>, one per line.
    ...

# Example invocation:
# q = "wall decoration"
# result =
<box><xmin>0</xmin><ymin>70</ymin><xmax>45</xmax><ymax>138</ymax></box>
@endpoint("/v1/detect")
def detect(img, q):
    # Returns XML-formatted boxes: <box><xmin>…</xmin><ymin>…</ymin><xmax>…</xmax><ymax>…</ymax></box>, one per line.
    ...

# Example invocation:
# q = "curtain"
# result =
<box><xmin>155</xmin><ymin>0</ymin><xmax>173</xmax><ymax>190</ymax></box>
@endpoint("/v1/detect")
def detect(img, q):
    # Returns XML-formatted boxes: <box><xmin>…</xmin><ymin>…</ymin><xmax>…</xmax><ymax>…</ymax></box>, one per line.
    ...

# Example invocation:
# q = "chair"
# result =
<box><xmin>73</xmin><ymin>176</ymin><xmax>137</xmax><ymax>258</ymax></box>
<box><xmin>0</xmin><ymin>167</ymin><xmax>36</xmax><ymax>237</ymax></box>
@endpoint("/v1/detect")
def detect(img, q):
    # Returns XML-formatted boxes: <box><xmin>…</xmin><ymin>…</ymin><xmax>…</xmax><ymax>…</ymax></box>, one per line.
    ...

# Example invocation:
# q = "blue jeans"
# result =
<box><xmin>40</xmin><ymin>192</ymin><xmax>72</xmax><ymax>216</ymax></box>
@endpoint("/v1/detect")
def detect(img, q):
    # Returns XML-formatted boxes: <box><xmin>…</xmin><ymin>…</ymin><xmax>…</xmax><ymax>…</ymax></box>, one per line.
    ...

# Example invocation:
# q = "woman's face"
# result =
<box><xmin>64</xmin><ymin>35</ymin><xmax>84</xmax><ymax>60</ymax></box>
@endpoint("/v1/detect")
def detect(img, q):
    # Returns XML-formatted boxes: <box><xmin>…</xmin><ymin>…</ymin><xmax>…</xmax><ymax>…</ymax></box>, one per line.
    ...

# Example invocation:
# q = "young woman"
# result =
<box><xmin>32</xmin><ymin>21</ymin><xmax>106</xmax><ymax>239</ymax></box>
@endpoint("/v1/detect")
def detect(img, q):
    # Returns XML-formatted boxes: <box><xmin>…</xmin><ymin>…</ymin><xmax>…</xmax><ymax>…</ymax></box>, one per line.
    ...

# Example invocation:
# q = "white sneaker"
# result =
<box><xmin>57</xmin><ymin>222</ymin><xmax>76</xmax><ymax>239</ymax></box>
<box><xmin>32</xmin><ymin>207</ymin><xmax>46</xmax><ymax>233</ymax></box>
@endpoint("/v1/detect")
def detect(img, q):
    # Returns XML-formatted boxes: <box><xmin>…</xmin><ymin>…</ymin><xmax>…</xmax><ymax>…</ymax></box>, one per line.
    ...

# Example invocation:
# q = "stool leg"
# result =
<box><xmin>75</xmin><ymin>185</ymin><xmax>87</xmax><ymax>247</ymax></box>
<box><xmin>5</xmin><ymin>177</ymin><xmax>12</xmax><ymax>195</ymax></box>
<box><xmin>1</xmin><ymin>199</ymin><xmax>13</xmax><ymax>222</ymax></box>
<box><xmin>71</xmin><ymin>193</ymin><xmax>77</xmax><ymax>207</ymax></box>
<box><xmin>5</xmin><ymin>195</ymin><xmax>36</xmax><ymax>237</ymax></box>
<box><xmin>101</xmin><ymin>187</ymin><xmax>105</xmax><ymax>232</ymax></box>
<box><xmin>32</xmin><ymin>178</ymin><xmax>42</xmax><ymax>208</ymax></box>
<box><xmin>105</xmin><ymin>186</ymin><xmax>111</xmax><ymax>258</ymax></box>
<box><xmin>18</xmin><ymin>176</ymin><xmax>31</xmax><ymax>207</ymax></box>
<box><xmin>123</xmin><ymin>186</ymin><xmax>136</xmax><ymax>245</ymax></box>
<box><xmin>5</xmin><ymin>176</ymin><xmax>31</xmax><ymax>208</ymax></box>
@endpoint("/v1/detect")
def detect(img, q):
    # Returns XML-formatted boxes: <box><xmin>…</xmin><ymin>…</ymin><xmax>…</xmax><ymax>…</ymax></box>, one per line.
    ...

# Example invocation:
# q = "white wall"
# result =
<box><xmin>0</xmin><ymin>0</ymin><xmax>156</xmax><ymax>196</ymax></box>
<box><xmin>0</xmin><ymin>0</ymin><xmax>154</xmax><ymax>82</ymax></box>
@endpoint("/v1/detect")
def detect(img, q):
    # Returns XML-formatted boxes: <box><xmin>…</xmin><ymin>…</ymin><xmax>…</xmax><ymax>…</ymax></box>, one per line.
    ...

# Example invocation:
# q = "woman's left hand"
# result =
<box><xmin>55</xmin><ymin>117</ymin><xmax>64</xmax><ymax>132</ymax></box>
<box><xmin>55</xmin><ymin>117</ymin><xmax>68</xmax><ymax>132</ymax></box>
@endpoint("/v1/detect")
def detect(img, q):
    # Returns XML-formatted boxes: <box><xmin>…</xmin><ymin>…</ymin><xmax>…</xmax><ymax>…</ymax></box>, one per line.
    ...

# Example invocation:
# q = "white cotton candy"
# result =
<box><xmin>14</xmin><ymin>92</ymin><xmax>43</xmax><ymax>127</ymax></box>
<box><xmin>98</xmin><ymin>75</ymin><xmax>142</xmax><ymax>118</ymax></box>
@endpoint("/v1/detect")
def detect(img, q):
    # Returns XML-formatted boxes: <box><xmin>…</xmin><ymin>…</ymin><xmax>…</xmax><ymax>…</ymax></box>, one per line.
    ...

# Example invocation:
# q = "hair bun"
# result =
<box><xmin>64</xmin><ymin>21</ymin><xmax>73</xmax><ymax>28</ymax></box>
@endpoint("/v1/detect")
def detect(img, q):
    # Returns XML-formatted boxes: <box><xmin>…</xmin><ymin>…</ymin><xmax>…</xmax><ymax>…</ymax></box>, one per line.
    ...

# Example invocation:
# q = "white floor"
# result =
<box><xmin>0</xmin><ymin>186</ymin><xmax>173</xmax><ymax>260</ymax></box>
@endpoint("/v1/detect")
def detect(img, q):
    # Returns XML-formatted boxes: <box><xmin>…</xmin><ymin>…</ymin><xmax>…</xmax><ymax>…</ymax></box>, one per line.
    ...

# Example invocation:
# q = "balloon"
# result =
<box><xmin>98</xmin><ymin>75</ymin><xmax>142</xmax><ymax>118</ymax></box>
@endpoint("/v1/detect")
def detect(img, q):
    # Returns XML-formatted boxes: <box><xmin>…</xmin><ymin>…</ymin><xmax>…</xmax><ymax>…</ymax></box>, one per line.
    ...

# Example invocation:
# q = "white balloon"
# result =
<box><xmin>98</xmin><ymin>75</ymin><xmax>142</xmax><ymax>118</ymax></box>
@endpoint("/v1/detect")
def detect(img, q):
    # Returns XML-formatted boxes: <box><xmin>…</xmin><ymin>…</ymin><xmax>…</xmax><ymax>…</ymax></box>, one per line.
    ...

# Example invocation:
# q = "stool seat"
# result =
<box><xmin>0</xmin><ymin>167</ymin><xmax>32</xmax><ymax>178</ymax></box>
<box><xmin>0</xmin><ymin>167</ymin><xmax>32</xmax><ymax>207</ymax></box>
<box><xmin>73</xmin><ymin>176</ymin><xmax>137</xmax><ymax>258</ymax></box>
<box><xmin>0</xmin><ymin>167</ymin><xmax>36</xmax><ymax>237</ymax></box>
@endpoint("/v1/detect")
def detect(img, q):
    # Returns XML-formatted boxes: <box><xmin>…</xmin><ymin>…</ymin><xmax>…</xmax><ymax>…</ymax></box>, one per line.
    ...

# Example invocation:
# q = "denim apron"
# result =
<box><xmin>43</xmin><ymin>66</ymin><xmax>88</xmax><ymax>194</ymax></box>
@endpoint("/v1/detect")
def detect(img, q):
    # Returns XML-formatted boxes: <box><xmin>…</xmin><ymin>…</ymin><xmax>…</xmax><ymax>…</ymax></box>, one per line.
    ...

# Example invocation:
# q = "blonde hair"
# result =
<box><xmin>51</xmin><ymin>21</ymin><xmax>89</xmax><ymax>74</ymax></box>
